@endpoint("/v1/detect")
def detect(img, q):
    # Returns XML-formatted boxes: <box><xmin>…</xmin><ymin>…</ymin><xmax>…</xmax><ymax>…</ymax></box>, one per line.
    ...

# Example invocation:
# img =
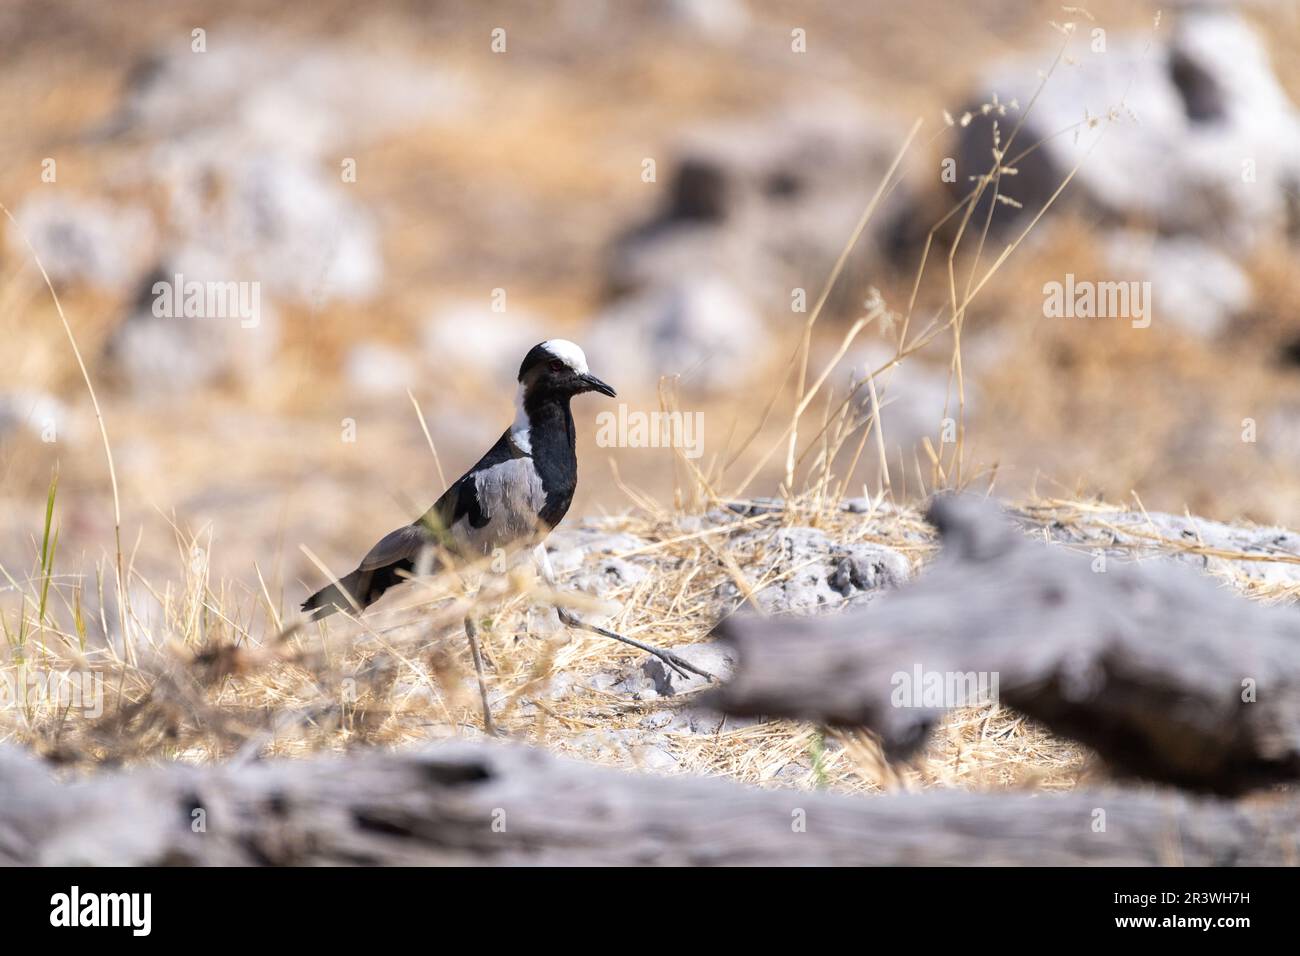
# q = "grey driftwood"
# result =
<box><xmin>712</xmin><ymin>496</ymin><xmax>1300</xmax><ymax>795</ymax></box>
<box><xmin>1</xmin><ymin>742</ymin><xmax>1296</xmax><ymax>866</ymax></box>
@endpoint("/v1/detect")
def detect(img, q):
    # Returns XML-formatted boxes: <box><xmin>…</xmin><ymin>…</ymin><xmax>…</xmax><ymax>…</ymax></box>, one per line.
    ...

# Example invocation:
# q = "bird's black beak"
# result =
<box><xmin>580</xmin><ymin>373</ymin><xmax>617</xmax><ymax>398</ymax></box>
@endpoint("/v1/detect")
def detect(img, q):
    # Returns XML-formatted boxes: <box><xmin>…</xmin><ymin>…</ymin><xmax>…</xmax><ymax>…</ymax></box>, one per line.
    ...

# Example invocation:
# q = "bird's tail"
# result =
<box><xmin>301</xmin><ymin>560</ymin><xmax>414</xmax><ymax>622</ymax></box>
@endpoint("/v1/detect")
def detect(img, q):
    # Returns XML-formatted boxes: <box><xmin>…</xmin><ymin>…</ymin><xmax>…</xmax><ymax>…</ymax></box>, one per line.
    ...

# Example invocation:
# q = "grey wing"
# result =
<box><xmin>359</xmin><ymin>524</ymin><xmax>432</xmax><ymax>570</ymax></box>
<box><xmin>452</xmin><ymin>457</ymin><xmax>548</xmax><ymax>555</ymax></box>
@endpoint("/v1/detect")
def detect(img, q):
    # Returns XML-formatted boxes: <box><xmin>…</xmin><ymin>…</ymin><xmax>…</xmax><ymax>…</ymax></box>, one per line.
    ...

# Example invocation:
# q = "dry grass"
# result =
<box><xmin>8</xmin><ymin>482</ymin><xmax>1295</xmax><ymax>795</ymax></box>
<box><xmin>0</xmin><ymin>485</ymin><xmax>1102</xmax><ymax>795</ymax></box>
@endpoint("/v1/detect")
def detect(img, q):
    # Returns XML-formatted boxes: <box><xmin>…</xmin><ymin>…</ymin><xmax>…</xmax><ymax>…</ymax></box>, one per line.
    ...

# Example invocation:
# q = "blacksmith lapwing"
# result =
<box><xmin>301</xmin><ymin>339</ymin><xmax>711</xmax><ymax>733</ymax></box>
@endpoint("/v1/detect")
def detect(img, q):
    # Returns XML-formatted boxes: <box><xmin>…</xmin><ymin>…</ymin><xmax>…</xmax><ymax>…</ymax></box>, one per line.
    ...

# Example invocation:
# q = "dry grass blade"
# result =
<box><xmin>0</xmin><ymin>201</ymin><xmax>131</xmax><ymax>664</ymax></box>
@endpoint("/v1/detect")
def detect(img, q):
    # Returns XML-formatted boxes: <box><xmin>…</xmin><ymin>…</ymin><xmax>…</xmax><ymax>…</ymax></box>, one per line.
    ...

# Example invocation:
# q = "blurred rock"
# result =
<box><xmin>956</xmin><ymin>10</ymin><xmax>1300</xmax><ymax>248</ymax></box>
<box><xmin>586</xmin><ymin>274</ymin><xmax>764</xmax><ymax>392</ymax></box>
<box><xmin>716</xmin><ymin>497</ymin><xmax>784</xmax><ymax>519</ymax></box>
<box><xmin>546</xmin><ymin>527</ymin><xmax>650</xmax><ymax>565</ymax></box>
<box><xmin>422</xmin><ymin>305</ymin><xmax>548</xmax><ymax>382</ymax></box>
<box><xmin>658</xmin><ymin>0</ymin><xmax>750</xmax><ymax>41</ymax></box>
<box><xmin>665</xmin><ymin>704</ymin><xmax>764</xmax><ymax>735</ymax></box>
<box><xmin>1030</xmin><ymin>509</ymin><xmax>1300</xmax><ymax>588</ymax></box>
<box><xmin>1102</xmin><ymin>232</ymin><xmax>1253</xmax><ymax>338</ymax></box>
<box><xmin>609</xmin><ymin>102</ymin><xmax>910</xmax><ymax>313</ymax></box>
<box><xmin>100</xmin><ymin>147</ymin><xmax>377</xmax><ymax>395</ymax></box>
<box><xmin>0</xmin><ymin>390</ymin><xmax>73</xmax><ymax>443</ymax></box>
<box><xmin>717</xmin><ymin>526</ymin><xmax>910</xmax><ymax>614</ymax></box>
<box><xmin>103</xmin><ymin>256</ymin><xmax>280</xmax><ymax>394</ymax></box>
<box><xmin>628</xmin><ymin>743</ymin><xmax>680</xmax><ymax>771</ymax></box>
<box><xmin>568</xmin><ymin>555</ymin><xmax>650</xmax><ymax>594</ymax></box>
<box><xmin>345</xmin><ymin>343</ymin><xmax>418</xmax><ymax>397</ymax></box>
<box><xmin>640</xmin><ymin>709</ymin><xmax>676</xmax><ymax>730</ymax></box>
<box><xmin>1260</xmin><ymin>406</ymin><xmax>1300</xmax><ymax>472</ymax></box>
<box><xmin>26</xmin><ymin>33</ymin><xmax>440</xmax><ymax>304</ymax></box>
<box><xmin>831</xmin><ymin>343</ymin><xmax>967</xmax><ymax>487</ymax></box>
<box><xmin>641</xmin><ymin>641</ymin><xmax>736</xmax><ymax>696</ymax></box>
<box><xmin>568</xmin><ymin>727</ymin><xmax>663</xmax><ymax>763</ymax></box>
<box><xmin>544</xmin><ymin>526</ymin><xmax>653</xmax><ymax>596</ymax></box>
<box><xmin>6</xmin><ymin>194</ymin><xmax>154</xmax><ymax>292</ymax></box>
<box><xmin>156</xmin><ymin>150</ymin><xmax>383</xmax><ymax>305</ymax></box>
<box><xmin>101</xmin><ymin>34</ymin><xmax>468</xmax><ymax>159</ymax></box>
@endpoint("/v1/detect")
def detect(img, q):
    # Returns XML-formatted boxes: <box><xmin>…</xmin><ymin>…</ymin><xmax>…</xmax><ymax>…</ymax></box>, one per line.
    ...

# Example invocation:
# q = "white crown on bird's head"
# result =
<box><xmin>518</xmin><ymin>339</ymin><xmax>590</xmax><ymax>380</ymax></box>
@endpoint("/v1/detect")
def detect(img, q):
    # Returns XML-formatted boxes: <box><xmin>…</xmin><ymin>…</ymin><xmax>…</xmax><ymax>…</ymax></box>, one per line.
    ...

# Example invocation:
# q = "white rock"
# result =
<box><xmin>1032</xmin><ymin>510</ymin><xmax>1300</xmax><ymax>588</ymax></box>
<box><xmin>345</xmin><ymin>343</ymin><xmax>418</xmax><ymax>397</ymax></box>
<box><xmin>660</xmin><ymin>0</ymin><xmax>750</xmax><ymax>41</ymax></box>
<box><xmin>720</xmin><ymin>526</ymin><xmax>911</xmax><ymax>614</ymax></box>
<box><xmin>104</xmin><ymin>250</ymin><xmax>280</xmax><ymax>394</ymax></box>
<box><xmin>836</xmin><ymin>343</ymin><xmax>968</xmax><ymax>487</ymax></box>
<box><xmin>640</xmin><ymin>709</ymin><xmax>676</xmax><ymax>730</ymax></box>
<box><xmin>546</xmin><ymin>527</ymin><xmax>649</xmax><ymax>559</ymax></box>
<box><xmin>1102</xmin><ymin>233</ymin><xmax>1253</xmax><ymax>337</ymax></box>
<box><xmin>0</xmin><ymin>390</ymin><xmax>74</xmax><ymax>443</ymax></box>
<box><xmin>607</xmin><ymin>101</ymin><xmax>909</xmax><ymax>320</ymax></box>
<box><xmin>629</xmin><ymin>744</ymin><xmax>679</xmax><ymax>772</ymax></box>
<box><xmin>586</xmin><ymin>275</ymin><xmax>763</xmax><ymax>392</ymax></box>
<box><xmin>7</xmin><ymin>194</ymin><xmax>154</xmax><ymax>292</ymax></box>
<box><xmin>155</xmin><ymin>150</ymin><xmax>383</xmax><ymax>305</ymax></box>
<box><xmin>640</xmin><ymin>642</ymin><xmax>737</xmax><ymax>697</ymax></box>
<box><xmin>972</xmin><ymin>10</ymin><xmax>1300</xmax><ymax>249</ymax></box>
<box><xmin>422</xmin><ymin>305</ymin><xmax>548</xmax><ymax>381</ymax></box>
<box><xmin>108</xmin><ymin>34</ymin><xmax>469</xmax><ymax>159</ymax></box>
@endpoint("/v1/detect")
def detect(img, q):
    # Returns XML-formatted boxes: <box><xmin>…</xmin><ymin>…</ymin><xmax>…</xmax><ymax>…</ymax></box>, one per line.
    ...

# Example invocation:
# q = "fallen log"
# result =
<box><xmin>712</xmin><ymin>496</ymin><xmax>1300</xmax><ymax>795</ymax></box>
<box><xmin>1</xmin><ymin>742</ymin><xmax>1297</xmax><ymax>865</ymax></box>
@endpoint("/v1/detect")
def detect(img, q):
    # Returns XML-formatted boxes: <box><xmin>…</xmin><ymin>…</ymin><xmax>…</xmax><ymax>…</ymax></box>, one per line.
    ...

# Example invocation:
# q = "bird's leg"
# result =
<box><xmin>554</xmin><ymin>606</ymin><xmax>715</xmax><ymax>682</ymax></box>
<box><xmin>462</xmin><ymin>615</ymin><xmax>499</xmax><ymax>736</ymax></box>
<box><xmin>534</xmin><ymin>545</ymin><xmax>717</xmax><ymax>683</ymax></box>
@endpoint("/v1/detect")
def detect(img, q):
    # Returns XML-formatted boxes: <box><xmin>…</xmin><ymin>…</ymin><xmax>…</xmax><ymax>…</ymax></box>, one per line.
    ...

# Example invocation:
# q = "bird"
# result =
<box><xmin>301</xmin><ymin>338</ymin><xmax>715</xmax><ymax>734</ymax></box>
<box><xmin>302</xmin><ymin>339</ymin><xmax>616</xmax><ymax>622</ymax></box>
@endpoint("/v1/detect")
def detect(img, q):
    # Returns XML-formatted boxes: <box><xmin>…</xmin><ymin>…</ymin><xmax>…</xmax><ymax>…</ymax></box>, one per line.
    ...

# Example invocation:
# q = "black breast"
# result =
<box><xmin>526</xmin><ymin>399</ymin><xmax>579</xmax><ymax>528</ymax></box>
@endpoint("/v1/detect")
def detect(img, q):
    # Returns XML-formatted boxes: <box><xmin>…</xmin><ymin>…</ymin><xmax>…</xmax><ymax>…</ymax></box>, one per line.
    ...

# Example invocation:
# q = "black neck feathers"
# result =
<box><xmin>523</xmin><ymin>392</ymin><xmax>578</xmax><ymax>528</ymax></box>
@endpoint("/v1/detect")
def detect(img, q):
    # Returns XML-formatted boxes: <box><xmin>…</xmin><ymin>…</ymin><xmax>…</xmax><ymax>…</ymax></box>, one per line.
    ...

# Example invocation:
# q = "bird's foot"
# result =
<box><xmin>556</xmin><ymin>608</ymin><xmax>718</xmax><ymax>683</ymax></box>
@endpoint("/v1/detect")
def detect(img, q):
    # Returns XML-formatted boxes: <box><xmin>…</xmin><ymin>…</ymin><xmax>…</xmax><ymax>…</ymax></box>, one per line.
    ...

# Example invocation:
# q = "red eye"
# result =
<box><xmin>549</xmin><ymin>360</ymin><xmax>566</xmax><ymax>372</ymax></box>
